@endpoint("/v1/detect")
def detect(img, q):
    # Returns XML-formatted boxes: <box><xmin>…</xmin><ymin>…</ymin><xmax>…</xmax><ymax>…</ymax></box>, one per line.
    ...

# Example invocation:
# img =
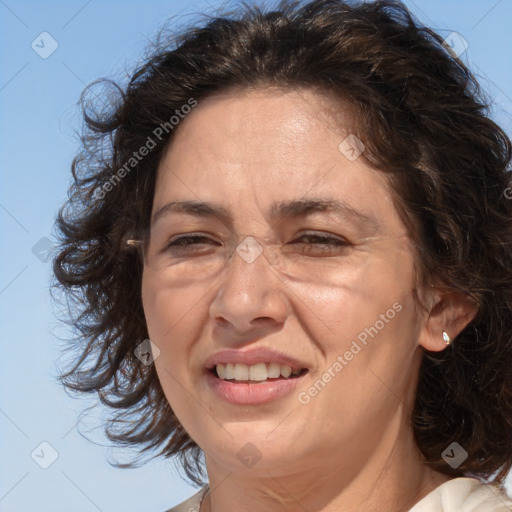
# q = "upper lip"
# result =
<box><xmin>204</xmin><ymin>348</ymin><xmax>310</xmax><ymax>371</ymax></box>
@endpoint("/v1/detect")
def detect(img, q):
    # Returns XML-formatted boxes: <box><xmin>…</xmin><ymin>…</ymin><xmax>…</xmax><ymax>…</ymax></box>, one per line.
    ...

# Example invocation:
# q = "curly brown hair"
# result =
<box><xmin>52</xmin><ymin>0</ymin><xmax>512</xmax><ymax>488</ymax></box>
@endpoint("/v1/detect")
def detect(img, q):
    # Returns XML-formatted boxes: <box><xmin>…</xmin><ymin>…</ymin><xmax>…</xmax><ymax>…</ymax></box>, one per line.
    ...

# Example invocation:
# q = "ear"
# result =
<box><xmin>417</xmin><ymin>287</ymin><xmax>479</xmax><ymax>352</ymax></box>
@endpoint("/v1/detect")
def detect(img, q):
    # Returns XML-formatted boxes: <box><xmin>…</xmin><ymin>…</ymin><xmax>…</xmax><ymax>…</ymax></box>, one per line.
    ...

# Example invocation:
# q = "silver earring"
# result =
<box><xmin>442</xmin><ymin>331</ymin><xmax>451</xmax><ymax>345</ymax></box>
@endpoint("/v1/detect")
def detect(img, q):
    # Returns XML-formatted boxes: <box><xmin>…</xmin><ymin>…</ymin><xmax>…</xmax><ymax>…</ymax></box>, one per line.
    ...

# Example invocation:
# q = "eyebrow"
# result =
<box><xmin>151</xmin><ymin>198</ymin><xmax>380</xmax><ymax>233</ymax></box>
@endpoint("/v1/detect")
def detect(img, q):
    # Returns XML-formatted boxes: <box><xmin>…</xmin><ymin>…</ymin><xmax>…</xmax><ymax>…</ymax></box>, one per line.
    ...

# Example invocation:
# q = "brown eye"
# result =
<box><xmin>289</xmin><ymin>233</ymin><xmax>350</xmax><ymax>254</ymax></box>
<box><xmin>165</xmin><ymin>235</ymin><xmax>219</xmax><ymax>253</ymax></box>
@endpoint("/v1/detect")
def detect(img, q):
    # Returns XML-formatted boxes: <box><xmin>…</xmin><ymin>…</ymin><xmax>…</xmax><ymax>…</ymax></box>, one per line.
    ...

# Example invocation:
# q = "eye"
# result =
<box><xmin>163</xmin><ymin>232</ymin><xmax>349</xmax><ymax>256</ymax></box>
<box><xmin>289</xmin><ymin>233</ymin><xmax>350</xmax><ymax>254</ymax></box>
<box><xmin>164</xmin><ymin>234</ymin><xmax>219</xmax><ymax>254</ymax></box>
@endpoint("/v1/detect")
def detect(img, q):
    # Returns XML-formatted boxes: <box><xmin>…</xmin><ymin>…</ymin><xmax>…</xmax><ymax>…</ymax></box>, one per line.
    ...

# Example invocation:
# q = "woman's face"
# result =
<box><xmin>141</xmin><ymin>87</ymin><xmax>431</xmax><ymax>476</ymax></box>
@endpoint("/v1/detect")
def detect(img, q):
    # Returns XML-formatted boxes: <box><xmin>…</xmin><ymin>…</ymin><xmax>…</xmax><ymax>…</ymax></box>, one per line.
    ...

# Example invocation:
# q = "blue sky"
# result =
<box><xmin>1</xmin><ymin>1</ymin><xmax>511</xmax><ymax>511</ymax></box>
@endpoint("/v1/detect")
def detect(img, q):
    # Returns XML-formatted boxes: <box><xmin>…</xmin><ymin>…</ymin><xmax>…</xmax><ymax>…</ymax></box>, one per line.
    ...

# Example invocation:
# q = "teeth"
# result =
<box><xmin>267</xmin><ymin>362</ymin><xmax>281</xmax><ymax>378</ymax></box>
<box><xmin>280</xmin><ymin>365</ymin><xmax>292</xmax><ymax>378</ymax></box>
<box><xmin>217</xmin><ymin>363</ymin><xmax>226</xmax><ymax>379</ymax></box>
<box><xmin>234</xmin><ymin>363</ymin><xmax>249</xmax><ymax>380</ymax></box>
<box><xmin>214</xmin><ymin>362</ymin><xmax>303</xmax><ymax>381</ymax></box>
<box><xmin>225</xmin><ymin>363</ymin><xmax>235</xmax><ymax>380</ymax></box>
<box><xmin>249</xmin><ymin>363</ymin><xmax>268</xmax><ymax>381</ymax></box>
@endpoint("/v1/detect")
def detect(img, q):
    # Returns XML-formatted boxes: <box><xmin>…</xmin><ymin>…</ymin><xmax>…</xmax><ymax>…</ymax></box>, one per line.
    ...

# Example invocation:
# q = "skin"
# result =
<box><xmin>141</xmin><ymin>87</ymin><xmax>477</xmax><ymax>512</ymax></box>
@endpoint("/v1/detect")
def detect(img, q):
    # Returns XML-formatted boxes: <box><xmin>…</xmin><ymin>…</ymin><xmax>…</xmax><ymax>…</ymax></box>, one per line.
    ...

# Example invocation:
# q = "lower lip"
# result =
<box><xmin>205</xmin><ymin>370</ymin><xmax>308</xmax><ymax>405</ymax></box>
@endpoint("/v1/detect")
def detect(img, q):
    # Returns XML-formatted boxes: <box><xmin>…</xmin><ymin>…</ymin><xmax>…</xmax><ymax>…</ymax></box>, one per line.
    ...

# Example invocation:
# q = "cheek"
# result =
<box><xmin>142</xmin><ymin>267</ymin><xmax>205</xmax><ymax>339</ymax></box>
<box><xmin>141</xmin><ymin>274</ymin><xmax>207</xmax><ymax>419</ymax></box>
<box><xmin>291</xmin><ymin>249</ymin><xmax>419</xmax><ymax>409</ymax></box>
<box><xmin>294</xmin><ymin>290</ymin><xmax>418</xmax><ymax>442</ymax></box>
<box><xmin>287</xmin><ymin>251</ymin><xmax>412</xmax><ymax>336</ymax></box>
<box><xmin>141</xmin><ymin>272</ymin><xmax>203</xmax><ymax>392</ymax></box>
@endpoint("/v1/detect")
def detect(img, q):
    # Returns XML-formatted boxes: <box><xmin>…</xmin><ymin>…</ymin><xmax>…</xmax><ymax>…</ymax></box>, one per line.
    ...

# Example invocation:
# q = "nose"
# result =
<box><xmin>209</xmin><ymin>236</ymin><xmax>288</xmax><ymax>338</ymax></box>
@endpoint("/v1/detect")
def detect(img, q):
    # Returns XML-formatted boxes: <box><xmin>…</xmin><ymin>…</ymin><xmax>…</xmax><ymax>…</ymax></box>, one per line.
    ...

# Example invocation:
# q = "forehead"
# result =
<box><xmin>163</xmin><ymin>86</ymin><xmax>359</xmax><ymax>160</ymax></box>
<box><xmin>151</xmin><ymin>87</ymin><xmax>402</xmax><ymax>234</ymax></box>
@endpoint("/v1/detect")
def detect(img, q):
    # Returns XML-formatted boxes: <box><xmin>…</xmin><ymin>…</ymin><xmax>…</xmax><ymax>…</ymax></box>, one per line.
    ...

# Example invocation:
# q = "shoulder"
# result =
<box><xmin>409</xmin><ymin>477</ymin><xmax>512</xmax><ymax>512</ymax></box>
<box><xmin>161</xmin><ymin>479</ymin><xmax>512</xmax><ymax>512</ymax></box>
<box><xmin>162</xmin><ymin>485</ymin><xmax>209</xmax><ymax>512</ymax></box>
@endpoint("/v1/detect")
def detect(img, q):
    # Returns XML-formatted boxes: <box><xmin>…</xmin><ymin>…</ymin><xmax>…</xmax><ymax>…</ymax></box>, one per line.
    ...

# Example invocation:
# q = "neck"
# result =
<box><xmin>200</xmin><ymin>406</ymin><xmax>450</xmax><ymax>512</ymax></box>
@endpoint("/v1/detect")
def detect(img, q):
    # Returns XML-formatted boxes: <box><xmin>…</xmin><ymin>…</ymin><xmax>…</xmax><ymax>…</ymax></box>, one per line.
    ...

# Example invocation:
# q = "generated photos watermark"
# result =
<box><xmin>93</xmin><ymin>98</ymin><xmax>198</xmax><ymax>200</ymax></box>
<box><xmin>298</xmin><ymin>301</ymin><xmax>403</xmax><ymax>404</ymax></box>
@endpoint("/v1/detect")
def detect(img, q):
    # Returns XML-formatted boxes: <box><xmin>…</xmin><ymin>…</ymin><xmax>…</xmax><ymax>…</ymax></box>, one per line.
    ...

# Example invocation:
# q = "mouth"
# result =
<box><xmin>205</xmin><ymin>363</ymin><xmax>310</xmax><ymax>405</ymax></box>
<box><xmin>207</xmin><ymin>363</ymin><xmax>309</xmax><ymax>383</ymax></box>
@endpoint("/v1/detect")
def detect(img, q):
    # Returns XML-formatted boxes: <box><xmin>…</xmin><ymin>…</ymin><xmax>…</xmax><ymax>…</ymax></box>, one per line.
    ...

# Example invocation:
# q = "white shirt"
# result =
<box><xmin>164</xmin><ymin>477</ymin><xmax>512</xmax><ymax>512</ymax></box>
<box><xmin>409</xmin><ymin>477</ymin><xmax>512</xmax><ymax>512</ymax></box>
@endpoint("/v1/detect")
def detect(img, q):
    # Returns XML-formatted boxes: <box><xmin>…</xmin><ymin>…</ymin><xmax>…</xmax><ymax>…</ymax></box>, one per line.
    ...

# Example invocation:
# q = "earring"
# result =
<box><xmin>442</xmin><ymin>331</ymin><xmax>451</xmax><ymax>345</ymax></box>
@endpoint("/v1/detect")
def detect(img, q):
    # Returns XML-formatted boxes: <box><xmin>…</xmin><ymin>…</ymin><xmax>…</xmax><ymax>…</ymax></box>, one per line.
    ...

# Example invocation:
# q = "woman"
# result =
<box><xmin>52</xmin><ymin>0</ymin><xmax>512</xmax><ymax>511</ymax></box>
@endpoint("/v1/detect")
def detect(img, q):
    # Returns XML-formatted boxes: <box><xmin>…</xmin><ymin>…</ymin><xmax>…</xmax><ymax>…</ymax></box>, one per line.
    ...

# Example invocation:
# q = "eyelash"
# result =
<box><xmin>164</xmin><ymin>233</ymin><xmax>349</xmax><ymax>254</ymax></box>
